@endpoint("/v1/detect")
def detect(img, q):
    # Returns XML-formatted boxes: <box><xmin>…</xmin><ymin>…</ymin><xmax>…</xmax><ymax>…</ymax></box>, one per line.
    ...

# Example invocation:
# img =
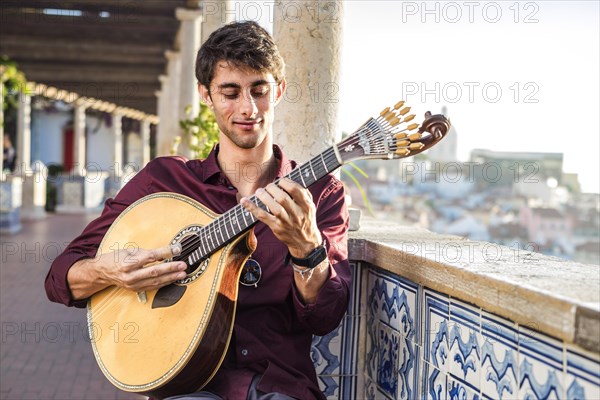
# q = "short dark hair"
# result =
<box><xmin>195</xmin><ymin>21</ymin><xmax>285</xmax><ymax>89</ymax></box>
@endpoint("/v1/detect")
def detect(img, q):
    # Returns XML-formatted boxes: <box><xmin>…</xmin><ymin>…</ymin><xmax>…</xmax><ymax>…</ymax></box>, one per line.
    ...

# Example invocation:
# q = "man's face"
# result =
<box><xmin>200</xmin><ymin>62</ymin><xmax>285</xmax><ymax>150</ymax></box>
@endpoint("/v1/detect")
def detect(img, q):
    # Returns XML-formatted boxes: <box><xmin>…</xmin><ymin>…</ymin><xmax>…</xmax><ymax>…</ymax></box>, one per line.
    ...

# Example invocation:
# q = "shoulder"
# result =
<box><xmin>146</xmin><ymin>155</ymin><xmax>189</xmax><ymax>167</ymax></box>
<box><xmin>143</xmin><ymin>155</ymin><xmax>199</xmax><ymax>174</ymax></box>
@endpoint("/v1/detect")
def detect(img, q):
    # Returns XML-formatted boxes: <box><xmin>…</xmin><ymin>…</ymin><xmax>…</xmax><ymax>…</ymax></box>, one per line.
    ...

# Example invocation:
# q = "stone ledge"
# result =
<box><xmin>348</xmin><ymin>217</ymin><xmax>600</xmax><ymax>354</ymax></box>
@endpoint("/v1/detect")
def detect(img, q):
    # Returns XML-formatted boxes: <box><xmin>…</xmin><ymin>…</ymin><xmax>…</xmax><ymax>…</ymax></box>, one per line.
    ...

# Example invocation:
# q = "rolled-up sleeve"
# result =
<box><xmin>292</xmin><ymin>178</ymin><xmax>350</xmax><ymax>336</ymax></box>
<box><xmin>44</xmin><ymin>166</ymin><xmax>151</xmax><ymax>307</ymax></box>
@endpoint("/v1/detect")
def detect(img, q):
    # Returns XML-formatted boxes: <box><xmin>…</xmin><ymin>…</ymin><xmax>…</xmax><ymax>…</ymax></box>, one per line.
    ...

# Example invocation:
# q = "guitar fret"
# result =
<box><xmin>297</xmin><ymin>167</ymin><xmax>306</xmax><ymax>187</ymax></box>
<box><xmin>309</xmin><ymin>161</ymin><xmax>317</xmax><ymax>182</ymax></box>
<box><xmin>301</xmin><ymin>164</ymin><xmax>312</xmax><ymax>186</ymax></box>
<box><xmin>228</xmin><ymin>213</ymin><xmax>236</xmax><ymax>236</ymax></box>
<box><xmin>217</xmin><ymin>222</ymin><xmax>225</xmax><ymax>244</ymax></box>
<box><xmin>320</xmin><ymin>153</ymin><xmax>328</xmax><ymax>173</ymax></box>
<box><xmin>208</xmin><ymin>231</ymin><xmax>216</xmax><ymax>252</ymax></box>
<box><xmin>200</xmin><ymin>234</ymin><xmax>207</xmax><ymax>257</ymax></box>
<box><xmin>221</xmin><ymin>216</ymin><xmax>230</xmax><ymax>240</ymax></box>
<box><xmin>241</xmin><ymin>206</ymin><xmax>250</xmax><ymax>227</ymax></box>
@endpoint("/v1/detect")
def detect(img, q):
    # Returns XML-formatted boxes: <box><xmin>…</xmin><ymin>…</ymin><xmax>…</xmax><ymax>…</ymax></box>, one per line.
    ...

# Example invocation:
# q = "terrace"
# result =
<box><xmin>1</xmin><ymin>2</ymin><xmax>598</xmax><ymax>399</ymax></box>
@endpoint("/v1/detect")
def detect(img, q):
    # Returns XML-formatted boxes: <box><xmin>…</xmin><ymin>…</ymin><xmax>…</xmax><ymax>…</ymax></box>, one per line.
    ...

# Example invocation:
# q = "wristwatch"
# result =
<box><xmin>289</xmin><ymin>242</ymin><xmax>328</xmax><ymax>270</ymax></box>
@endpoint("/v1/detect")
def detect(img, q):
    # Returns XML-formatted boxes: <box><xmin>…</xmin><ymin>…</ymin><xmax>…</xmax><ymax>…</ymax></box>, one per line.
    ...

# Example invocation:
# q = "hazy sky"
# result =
<box><xmin>337</xmin><ymin>1</ymin><xmax>599</xmax><ymax>193</ymax></box>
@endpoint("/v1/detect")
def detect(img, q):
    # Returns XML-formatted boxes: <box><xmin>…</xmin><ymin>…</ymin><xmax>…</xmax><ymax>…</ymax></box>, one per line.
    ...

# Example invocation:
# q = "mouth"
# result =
<box><xmin>234</xmin><ymin>119</ymin><xmax>262</xmax><ymax>131</ymax></box>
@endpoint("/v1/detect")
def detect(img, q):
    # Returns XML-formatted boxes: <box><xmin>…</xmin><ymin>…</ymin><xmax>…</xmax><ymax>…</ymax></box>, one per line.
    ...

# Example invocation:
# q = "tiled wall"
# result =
<box><xmin>313</xmin><ymin>262</ymin><xmax>600</xmax><ymax>399</ymax></box>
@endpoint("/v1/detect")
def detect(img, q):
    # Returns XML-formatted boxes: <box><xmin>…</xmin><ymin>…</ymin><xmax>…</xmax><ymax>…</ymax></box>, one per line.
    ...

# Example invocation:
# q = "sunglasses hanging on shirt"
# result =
<box><xmin>239</xmin><ymin>258</ymin><xmax>262</xmax><ymax>287</ymax></box>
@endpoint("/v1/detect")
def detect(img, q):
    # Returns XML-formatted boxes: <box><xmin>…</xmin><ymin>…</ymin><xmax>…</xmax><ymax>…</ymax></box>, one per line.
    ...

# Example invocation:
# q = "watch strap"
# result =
<box><xmin>287</xmin><ymin>241</ymin><xmax>327</xmax><ymax>270</ymax></box>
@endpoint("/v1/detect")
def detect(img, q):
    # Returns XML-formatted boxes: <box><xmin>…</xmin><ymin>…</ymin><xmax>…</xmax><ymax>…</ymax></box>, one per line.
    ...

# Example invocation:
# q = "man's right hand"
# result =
<box><xmin>67</xmin><ymin>246</ymin><xmax>188</xmax><ymax>301</ymax></box>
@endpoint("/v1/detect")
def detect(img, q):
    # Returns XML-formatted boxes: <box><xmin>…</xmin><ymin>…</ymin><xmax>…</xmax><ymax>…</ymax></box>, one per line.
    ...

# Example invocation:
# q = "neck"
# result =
<box><xmin>217</xmin><ymin>136</ymin><xmax>278</xmax><ymax>197</ymax></box>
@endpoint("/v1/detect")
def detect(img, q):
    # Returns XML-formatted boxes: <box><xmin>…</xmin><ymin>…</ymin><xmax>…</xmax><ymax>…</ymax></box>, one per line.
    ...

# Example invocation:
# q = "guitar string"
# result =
<box><xmin>91</xmin><ymin>116</ymin><xmax>411</xmax><ymax>315</ymax></box>
<box><xmin>174</xmin><ymin>147</ymin><xmax>343</xmax><ymax>263</ymax></box>
<box><xmin>174</xmin><ymin>116</ymin><xmax>401</xmax><ymax>263</ymax></box>
<box><xmin>91</xmin><ymin>113</ymin><xmax>415</xmax><ymax>314</ymax></box>
<box><xmin>179</xmin><ymin>145</ymin><xmax>340</xmax><ymax>251</ymax></box>
<box><xmin>174</xmin><ymin>114</ymin><xmax>413</xmax><ymax>264</ymax></box>
<box><xmin>174</xmin><ymin>125</ymin><xmax>377</xmax><ymax>263</ymax></box>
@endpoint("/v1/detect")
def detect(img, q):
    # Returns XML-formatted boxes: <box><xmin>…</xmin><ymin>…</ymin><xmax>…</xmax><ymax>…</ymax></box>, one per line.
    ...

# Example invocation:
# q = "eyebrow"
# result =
<box><xmin>217</xmin><ymin>79</ymin><xmax>271</xmax><ymax>91</ymax></box>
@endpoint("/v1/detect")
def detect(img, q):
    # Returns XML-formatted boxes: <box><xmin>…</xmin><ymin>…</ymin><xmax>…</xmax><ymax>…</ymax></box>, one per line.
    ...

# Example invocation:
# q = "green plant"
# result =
<box><xmin>341</xmin><ymin>162</ymin><xmax>375</xmax><ymax>216</ymax></box>
<box><xmin>178</xmin><ymin>102</ymin><xmax>220</xmax><ymax>159</ymax></box>
<box><xmin>1</xmin><ymin>57</ymin><xmax>27</xmax><ymax>130</ymax></box>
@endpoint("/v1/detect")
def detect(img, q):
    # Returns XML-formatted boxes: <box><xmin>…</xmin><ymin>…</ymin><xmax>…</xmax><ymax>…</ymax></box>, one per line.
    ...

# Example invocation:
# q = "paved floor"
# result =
<box><xmin>1</xmin><ymin>212</ymin><xmax>145</xmax><ymax>400</ymax></box>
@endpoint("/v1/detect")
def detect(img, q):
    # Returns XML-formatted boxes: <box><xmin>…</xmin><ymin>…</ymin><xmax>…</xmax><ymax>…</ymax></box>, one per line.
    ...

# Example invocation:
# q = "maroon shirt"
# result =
<box><xmin>45</xmin><ymin>145</ymin><xmax>350</xmax><ymax>400</ymax></box>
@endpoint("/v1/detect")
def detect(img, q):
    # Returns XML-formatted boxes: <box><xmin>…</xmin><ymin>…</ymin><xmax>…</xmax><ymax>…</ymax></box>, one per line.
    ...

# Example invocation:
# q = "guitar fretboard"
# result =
<box><xmin>182</xmin><ymin>146</ymin><xmax>341</xmax><ymax>265</ymax></box>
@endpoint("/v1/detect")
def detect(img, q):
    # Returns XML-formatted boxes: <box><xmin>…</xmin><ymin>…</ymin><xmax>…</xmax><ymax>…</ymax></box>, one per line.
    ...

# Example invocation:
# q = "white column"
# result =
<box><xmin>141</xmin><ymin>119</ymin><xmax>151</xmax><ymax>166</ymax></box>
<box><xmin>0</xmin><ymin>81</ymin><xmax>4</xmax><ymax>176</ymax></box>
<box><xmin>73</xmin><ymin>103</ymin><xmax>87</xmax><ymax>175</ymax></box>
<box><xmin>272</xmin><ymin>1</ymin><xmax>344</xmax><ymax>162</ymax></box>
<box><xmin>112</xmin><ymin>112</ymin><xmax>123</xmax><ymax>177</ymax></box>
<box><xmin>201</xmin><ymin>0</ymin><xmax>235</xmax><ymax>44</ymax></box>
<box><xmin>16</xmin><ymin>91</ymin><xmax>32</xmax><ymax>174</ymax></box>
<box><xmin>155</xmin><ymin>75</ymin><xmax>170</xmax><ymax>156</ymax></box>
<box><xmin>165</xmin><ymin>50</ymin><xmax>182</xmax><ymax>155</ymax></box>
<box><xmin>176</xmin><ymin>8</ymin><xmax>203</xmax><ymax>158</ymax></box>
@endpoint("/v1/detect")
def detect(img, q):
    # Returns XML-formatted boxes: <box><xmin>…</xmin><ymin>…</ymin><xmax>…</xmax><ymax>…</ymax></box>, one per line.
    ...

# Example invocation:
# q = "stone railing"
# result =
<box><xmin>313</xmin><ymin>218</ymin><xmax>600</xmax><ymax>399</ymax></box>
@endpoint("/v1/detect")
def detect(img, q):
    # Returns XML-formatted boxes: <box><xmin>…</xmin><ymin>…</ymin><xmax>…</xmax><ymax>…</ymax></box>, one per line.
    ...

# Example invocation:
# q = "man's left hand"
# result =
<box><xmin>240</xmin><ymin>178</ymin><xmax>322</xmax><ymax>258</ymax></box>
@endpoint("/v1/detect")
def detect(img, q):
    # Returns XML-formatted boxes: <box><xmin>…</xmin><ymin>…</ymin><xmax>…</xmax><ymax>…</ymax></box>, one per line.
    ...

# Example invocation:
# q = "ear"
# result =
<box><xmin>273</xmin><ymin>79</ymin><xmax>286</xmax><ymax>106</ymax></box>
<box><xmin>198</xmin><ymin>84</ymin><xmax>213</xmax><ymax>108</ymax></box>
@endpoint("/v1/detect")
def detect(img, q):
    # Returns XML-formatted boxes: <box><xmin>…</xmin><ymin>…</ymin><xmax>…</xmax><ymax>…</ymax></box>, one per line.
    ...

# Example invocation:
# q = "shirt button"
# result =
<box><xmin>241</xmin><ymin>349</ymin><xmax>248</xmax><ymax>356</ymax></box>
<box><xmin>227</xmin><ymin>186</ymin><xmax>235</xmax><ymax>190</ymax></box>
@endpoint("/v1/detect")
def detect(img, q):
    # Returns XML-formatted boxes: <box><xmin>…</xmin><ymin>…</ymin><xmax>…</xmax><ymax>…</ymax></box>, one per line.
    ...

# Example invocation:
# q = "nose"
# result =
<box><xmin>240</xmin><ymin>91</ymin><xmax>258</xmax><ymax>118</ymax></box>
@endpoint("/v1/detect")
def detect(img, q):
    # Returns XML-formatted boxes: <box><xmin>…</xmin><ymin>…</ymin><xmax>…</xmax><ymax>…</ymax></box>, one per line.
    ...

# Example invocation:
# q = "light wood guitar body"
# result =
<box><xmin>88</xmin><ymin>193</ymin><xmax>256</xmax><ymax>398</ymax></box>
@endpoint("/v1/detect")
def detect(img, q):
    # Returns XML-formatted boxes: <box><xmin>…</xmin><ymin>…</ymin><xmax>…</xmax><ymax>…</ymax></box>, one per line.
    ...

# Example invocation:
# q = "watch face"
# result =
<box><xmin>311</xmin><ymin>245</ymin><xmax>327</xmax><ymax>267</ymax></box>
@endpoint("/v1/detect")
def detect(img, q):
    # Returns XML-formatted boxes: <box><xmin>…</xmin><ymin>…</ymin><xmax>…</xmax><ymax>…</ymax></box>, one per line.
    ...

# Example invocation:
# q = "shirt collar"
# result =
<box><xmin>200</xmin><ymin>144</ymin><xmax>296</xmax><ymax>183</ymax></box>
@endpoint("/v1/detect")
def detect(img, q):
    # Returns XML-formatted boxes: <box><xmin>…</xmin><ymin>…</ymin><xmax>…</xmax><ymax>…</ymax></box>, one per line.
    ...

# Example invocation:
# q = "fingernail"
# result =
<box><xmin>178</xmin><ymin>272</ymin><xmax>187</xmax><ymax>279</ymax></box>
<box><xmin>179</xmin><ymin>262</ymin><xmax>187</xmax><ymax>270</ymax></box>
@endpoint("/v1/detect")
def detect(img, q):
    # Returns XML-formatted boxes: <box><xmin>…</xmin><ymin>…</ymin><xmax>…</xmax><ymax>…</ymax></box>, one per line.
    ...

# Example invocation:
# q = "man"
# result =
<box><xmin>45</xmin><ymin>21</ymin><xmax>350</xmax><ymax>400</ymax></box>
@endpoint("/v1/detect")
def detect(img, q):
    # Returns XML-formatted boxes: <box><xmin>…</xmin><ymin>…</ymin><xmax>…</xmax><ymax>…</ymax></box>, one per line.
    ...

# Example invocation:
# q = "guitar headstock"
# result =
<box><xmin>337</xmin><ymin>101</ymin><xmax>451</xmax><ymax>163</ymax></box>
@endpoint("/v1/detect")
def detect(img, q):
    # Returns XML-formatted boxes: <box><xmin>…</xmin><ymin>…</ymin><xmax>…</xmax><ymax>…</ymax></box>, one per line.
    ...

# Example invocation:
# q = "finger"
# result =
<box><xmin>265</xmin><ymin>183</ymin><xmax>298</xmax><ymax>213</ymax></box>
<box><xmin>254</xmin><ymin>188</ymin><xmax>288</xmax><ymax>219</ymax></box>
<box><xmin>278</xmin><ymin>178</ymin><xmax>313</xmax><ymax>206</ymax></box>
<box><xmin>126</xmin><ymin>261</ymin><xmax>187</xmax><ymax>291</ymax></box>
<box><xmin>124</xmin><ymin>244</ymin><xmax>182</xmax><ymax>270</ymax></box>
<box><xmin>150</xmin><ymin>243</ymin><xmax>182</xmax><ymax>261</ymax></box>
<box><xmin>240</xmin><ymin>195</ymin><xmax>277</xmax><ymax>224</ymax></box>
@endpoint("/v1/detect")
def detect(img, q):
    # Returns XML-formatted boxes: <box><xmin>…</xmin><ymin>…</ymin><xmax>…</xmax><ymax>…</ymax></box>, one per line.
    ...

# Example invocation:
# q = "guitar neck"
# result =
<box><xmin>187</xmin><ymin>147</ymin><xmax>342</xmax><ymax>263</ymax></box>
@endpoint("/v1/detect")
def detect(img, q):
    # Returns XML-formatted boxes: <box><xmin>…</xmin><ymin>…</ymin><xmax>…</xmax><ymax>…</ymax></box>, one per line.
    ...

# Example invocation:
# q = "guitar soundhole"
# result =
<box><xmin>169</xmin><ymin>225</ymin><xmax>210</xmax><ymax>285</ymax></box>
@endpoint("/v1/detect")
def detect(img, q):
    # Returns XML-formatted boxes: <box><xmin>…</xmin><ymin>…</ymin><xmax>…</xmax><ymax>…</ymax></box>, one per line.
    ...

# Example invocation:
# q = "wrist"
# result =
<box><xmin>287</xmin><ymin>239</ymin><xmax>327</xmax><ymax>270</ymax></box>
<box><xmin>289</xmin><ymin>235</ymin><xmax>323</xmax><ymax>259</ymax></box>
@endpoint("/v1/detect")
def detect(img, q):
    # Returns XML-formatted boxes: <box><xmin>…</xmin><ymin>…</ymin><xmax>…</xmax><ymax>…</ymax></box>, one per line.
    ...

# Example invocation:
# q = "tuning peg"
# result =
<box><xmin>403</xmin><ymin>114</ymin><xmax>416</xmax><ymax>123</ymax></box>
<box><xmin>399</xmin><ymin>106</ymin><xmax>411</xmax><ymax>116</ymax></box>
<box><xmin>394</xmin><ymin>132</ymin><xmax>408</xmax><ymax>140</ymax></box>
<box><xmin>388</xmin><ymin>116</ymin><xmax>400</xmax><ymax>126</ymax></box>
<box><xmin>396</xmin><ymin>139</ymin><xmax>410</xmax><ymax>147</ymax></box>
<box><xmin>394</xmin><ymin>100</ymin><xmax>405</xmax><ymax>109</ymax></box>
<box><xmin>406</xmin><ymin>123</ymin><xmax>419</xmax><ymax>131</ymax></box>
<box><xmin>409</xmin><ymin>143</ymin><xmax>425</xmax><ymax>150</ymax></box>
<box><xmin>408</xmin><ymin>132</ymin><xmax>421</xmax><ymax>141</ymax></box>
<box><xmin>384</xmin><ymin>111</ymin><xmax>397</xmax><ymax>121</ymax></box>
<box><xmin>380</xmin><ymin>107</ymin><xmax>390</xmax><ymax>117</ymax></box>
<box><xmin>395</xmin><ymin>148</ymin><xmax>411</xmax><ymax>156</ymax></box>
